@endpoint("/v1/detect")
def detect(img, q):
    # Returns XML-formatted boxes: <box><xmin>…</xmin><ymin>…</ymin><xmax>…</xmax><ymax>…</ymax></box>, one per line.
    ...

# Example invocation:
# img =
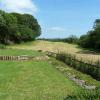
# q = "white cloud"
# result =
<box><xmin>0</xmin><ymin>0</ymin><xmax>38</xmax><ymax>14</ymax></box>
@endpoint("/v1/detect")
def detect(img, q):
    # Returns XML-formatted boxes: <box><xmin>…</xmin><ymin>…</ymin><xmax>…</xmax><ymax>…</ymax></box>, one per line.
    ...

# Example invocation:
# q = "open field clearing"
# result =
<box><xmin>8</xmin><ymin>40</ymin><xmax>100</xmax><ymax>62</ymax></box>
<box><xmin>0</xmin><ymin>61</ymin><xmax>83</xmax><ymax>100</ymax></box>
<box><xmin>0</xmin><ymin>49</ymin><xmax>81</xmax><ymax>100</ymax></box>
<box><xmin>0</xmin><ymin>49</ymin><xmax>45</xmax><ymax>56</ymax></box>
<box><xmin>0</xmin><ymin>48</ymin><xmax>99</xmax><ymax>99</ymax></box>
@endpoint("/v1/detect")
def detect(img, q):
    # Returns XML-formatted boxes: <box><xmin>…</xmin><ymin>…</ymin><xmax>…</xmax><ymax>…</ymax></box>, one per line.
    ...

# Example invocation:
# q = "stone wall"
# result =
<box><xmin>0</xmin><ymin>55</ymin><xmax>49</xmax><ymax>61</ymax></box>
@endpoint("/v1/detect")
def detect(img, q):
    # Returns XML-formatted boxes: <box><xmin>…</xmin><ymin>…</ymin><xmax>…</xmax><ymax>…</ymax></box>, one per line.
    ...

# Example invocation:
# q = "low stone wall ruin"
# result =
<box><xmin>0</xmin><ymin>55</ymin><xmax>49</xmax><ymax>61</ymax></box>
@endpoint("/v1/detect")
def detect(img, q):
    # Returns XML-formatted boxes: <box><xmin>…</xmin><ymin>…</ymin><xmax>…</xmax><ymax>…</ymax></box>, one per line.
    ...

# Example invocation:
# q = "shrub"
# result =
<box><xmin>64</xmin><ymin>89</ymin><xmax>100</xmax><ymax>100</ymax></box>
<box><xmin>0</xmin><ymin>44</ymin><xmax>6</xmax><ymax>49</ymax></box>
<box><xmin>56</xmin><ymin>52</ymin><xmax>100</xmax><ymax>81</ymax></box>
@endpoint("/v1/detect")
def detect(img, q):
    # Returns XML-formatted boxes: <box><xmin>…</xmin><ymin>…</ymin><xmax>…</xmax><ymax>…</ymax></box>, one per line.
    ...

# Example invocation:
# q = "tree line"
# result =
<box><xmin>62</xmin><ymin>19</ymin><xmax>100</xmax><ymax>50</ymax></box>
<box><xmin>79</xmin><ymin>19</ymin><xmax>100</xmax><ymax>50</ymax></box>
<box><xmin>39</xmin><ymin>35</ymin><xmax>78</xmax><ymax>44</ymax></box>
<box><xmin>0</xmin><ymin>10</ymin><xmax>41</xmax><ymax>44</ymax></box>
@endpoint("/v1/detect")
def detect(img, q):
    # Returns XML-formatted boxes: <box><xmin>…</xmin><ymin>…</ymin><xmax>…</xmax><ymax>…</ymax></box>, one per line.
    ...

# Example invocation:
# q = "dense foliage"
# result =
<box><xmin>79</xmin><ymin>19</ymin><xmax>100</xmax><ymax>50</ymax></box>
<box><xmin>55</xmin><ymin>52</ymin><xmax>100</xmax><ymax>81</ymax></box>
<box><xmin>64</xmin><ymin>90</ymin><xmax>100</xmax><ymax>100</ymax></box>
<box><xmin>0</xmin><ymin>10</ymin><xmax>41</xmax><ymax>44</ymax></box>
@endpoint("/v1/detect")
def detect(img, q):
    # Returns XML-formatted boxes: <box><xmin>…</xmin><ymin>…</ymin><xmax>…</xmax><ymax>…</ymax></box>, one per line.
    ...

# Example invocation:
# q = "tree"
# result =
<box><xmin>0</xmin><ymin>10</ymin><xmax>41</xmax><ymax>44</ymax></box>
<box><xmin>12</xmin><ymin>13</ymin><xmax>41</xmax><ymax>38</ymax></box>
<box><xmin>79</xmin><ymin>19</ymin><xmax>100</xmax><ymax>49</ymax></box>
<box><xmin>18</xmin><ymin>25</ymin><xmax>35</xmax><ymax>42</ymax></box>
<box><xmin>0</xmin><ymin>12</ymin><xmax>7</xmax><ymax>43</ymax></box>
<box><xmin>65</xmin><ymin>35</ymin><xmax>78</xmax><ymax>44</ymax></box>
<box><xmin>93</xmin><ymin>19</ymin><xmax>100</xmax><ymax>29</ymax></box>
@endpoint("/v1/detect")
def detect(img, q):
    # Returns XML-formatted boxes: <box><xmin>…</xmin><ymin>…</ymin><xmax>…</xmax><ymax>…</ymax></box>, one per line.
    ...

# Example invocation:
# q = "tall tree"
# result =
<box><xmin>79</xmin><ymin>19</ymin><xmax>100</xmax><ymax>49</ymax></box>
<box><xmin>0</xmin><ymin>10</ymin><xmax>41</xmax><ymax>44</ymax></box>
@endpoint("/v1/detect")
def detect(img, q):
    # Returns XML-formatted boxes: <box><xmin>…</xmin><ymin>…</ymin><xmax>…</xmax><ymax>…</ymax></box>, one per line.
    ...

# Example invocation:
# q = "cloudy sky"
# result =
<box><xmin>0</xmin><ymin>0</ymin><xmax>100</xmax><ymax>38</ymax></box>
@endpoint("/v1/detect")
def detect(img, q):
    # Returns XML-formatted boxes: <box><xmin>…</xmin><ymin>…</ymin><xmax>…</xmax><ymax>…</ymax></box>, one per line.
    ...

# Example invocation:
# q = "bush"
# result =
<box><xmin>79</xmin><ymin>19</ymin><xmax>100</xmax><ymax>50</ymax></box>
<box><xmin>0</xmin><ymin>44</ymin><xmax>6</xmax><ymax>49</ymax></box>
<box><xmin>64</xmin><ymin>89</ymin><xmax>100</xmax><ymax>100</ymax></box>
<box><xmin>56</xmin><ymin>52</ymin><xmax>100</xmax><ymax>81</ymax></box>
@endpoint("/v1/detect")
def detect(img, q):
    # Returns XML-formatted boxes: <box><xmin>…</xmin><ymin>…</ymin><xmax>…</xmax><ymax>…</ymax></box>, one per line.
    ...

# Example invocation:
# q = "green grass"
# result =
<box><xmin>0</xmin><ymin>61</ymin><xmax>82</xmax><ymax>100</ymax></box>
<box><xmin>0</xmin><ymin>44</ymin><xmax>99</xmax><ymax>99</ymax></box>
<box><xmin>0</xmin><ymin>49</ymin><xmax>45</xmax><ymax>56</ymax></box>
<box><xmin>51</xmin><ymin>58</ymin><xmax>100</xmax><ymax>88</ymax></box>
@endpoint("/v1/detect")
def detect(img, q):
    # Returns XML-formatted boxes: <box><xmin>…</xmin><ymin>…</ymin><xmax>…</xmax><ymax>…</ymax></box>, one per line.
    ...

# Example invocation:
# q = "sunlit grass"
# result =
<box><xmin>0</xmin><ymin>48</ymin><xmax>45</xmax><ymax>56</ymax></box>
<box><xmin>0</xmin><ymin>61</ymin><xmax>82</xmax><ymax>100</ymax></box>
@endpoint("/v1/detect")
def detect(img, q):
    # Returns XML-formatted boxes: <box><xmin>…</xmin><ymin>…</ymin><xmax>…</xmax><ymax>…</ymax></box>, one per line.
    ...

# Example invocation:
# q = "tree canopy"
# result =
<box><xmin>0</xmin><ymin>10</ymin><xmax>41</xmax><ymax>44</ymax></box>
<box><xmin>79</xmin><ymin>19</ymin><xmax>100</xmax><ymax>50</ymax></box>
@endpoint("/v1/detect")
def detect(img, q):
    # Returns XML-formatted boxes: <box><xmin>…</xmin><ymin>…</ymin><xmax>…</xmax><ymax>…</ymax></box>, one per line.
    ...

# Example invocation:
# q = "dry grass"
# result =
<box><xmin>8</xmin><ymin>40</ymin><xmax>100</xmax><ymax>62</ymax></box>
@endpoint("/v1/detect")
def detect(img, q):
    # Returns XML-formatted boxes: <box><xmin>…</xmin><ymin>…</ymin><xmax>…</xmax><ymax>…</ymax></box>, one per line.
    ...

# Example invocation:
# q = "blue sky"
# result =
<box><xmin>0</xmin><ymin>0</ymin><xmax>100</xmax><ymax>38</ymax></box>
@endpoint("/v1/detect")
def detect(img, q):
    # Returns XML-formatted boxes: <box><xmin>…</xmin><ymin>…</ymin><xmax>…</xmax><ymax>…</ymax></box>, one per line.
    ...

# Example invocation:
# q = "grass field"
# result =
<box><xmin>8</xmin><ymin>40</ymin><xmax>100</xmax><ymax>62</ymax></box>
<box><xmin>0</xmin><ymin>60</ymin><xmax>83</xmax><ymax>100</ymax></box>
<box><xmin>0</xmin><ymin>49</ymin><xmax>45</xmax><ymax>56</ymax></box>
<box><xmin>0</xmin><ymin>43</ymin><xmax>99</xmax><ymax>99</ymax></box>
<box><xmin>0</xmin><ymin>48</ymin><xmax>82</xmax><ymax>100</ymax></box>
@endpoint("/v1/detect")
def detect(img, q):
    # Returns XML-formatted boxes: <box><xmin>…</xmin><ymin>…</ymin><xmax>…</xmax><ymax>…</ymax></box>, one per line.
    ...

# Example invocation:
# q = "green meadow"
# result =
<box><xmin>0</xmin><ymin>49</ymin><xmax>45</xmax><ymax>56</ymax></box>
<box><xmin>0</xmin><ymin>60</ymin><xmax>81</xmax><ymax>100</ymax></box>
<box><xmin>0</xmin><ymin>47</ymin><xmax>100</xmax><ymax>100</ymax></box>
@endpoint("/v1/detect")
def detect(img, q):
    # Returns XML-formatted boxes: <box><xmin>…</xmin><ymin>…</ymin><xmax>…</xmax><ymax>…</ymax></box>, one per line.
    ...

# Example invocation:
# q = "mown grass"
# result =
<box><xmin>0</xmin><ymin>48</ymin><xmax>45</xmax><ymax>56</ymax></box>
<box><xmin>0</xmin><ymin>45</ymin><xmax>100</xmax><ymax>99</ymax></box>
<box><xmin>0</xmin><ymin>61</ymin><xmax>82</xmax><ymax>100</ymax></box>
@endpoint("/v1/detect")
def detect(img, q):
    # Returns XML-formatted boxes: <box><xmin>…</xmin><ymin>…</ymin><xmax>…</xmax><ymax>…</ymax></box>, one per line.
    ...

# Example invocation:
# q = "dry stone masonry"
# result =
<box><xmin>0</xmin><ymin>55</ymin><xmax>49</xmax><ymax>61</ymax></box>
